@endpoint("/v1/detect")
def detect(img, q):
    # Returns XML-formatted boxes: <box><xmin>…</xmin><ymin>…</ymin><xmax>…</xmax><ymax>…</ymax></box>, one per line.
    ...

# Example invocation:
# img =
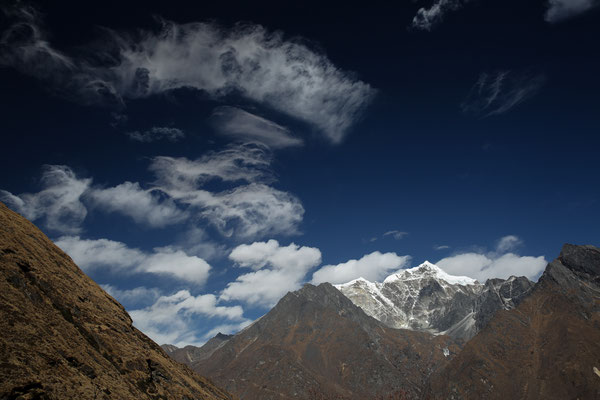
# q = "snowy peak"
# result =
<box><xmin>383</xmin><ymin>261</ymin><xmax>478</xmax><ymax>286</ymax></box>
<box><xmin>335</xmin><ymin>260</ymin><xmax>534</xmax><ymax>340</ymax></box>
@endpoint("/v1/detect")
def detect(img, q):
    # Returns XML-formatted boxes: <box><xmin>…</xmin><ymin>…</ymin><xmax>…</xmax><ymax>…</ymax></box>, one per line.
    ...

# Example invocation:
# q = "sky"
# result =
<box><xmin>1</xmin><ymin>0</ymin><xmax>599</xmax><ymax>346</ymax></box>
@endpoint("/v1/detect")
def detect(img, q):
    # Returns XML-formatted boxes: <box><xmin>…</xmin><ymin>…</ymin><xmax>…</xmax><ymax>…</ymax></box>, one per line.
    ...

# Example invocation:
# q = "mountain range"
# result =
<box><xmin>1</xmin><ymin>199</ymin><xmax>599</xmax><ymax>399</ymax></box>
<box><xmin>165</xmin><ymin>250</ymin><xmax>600</xmax><ymax>399</ymax></box>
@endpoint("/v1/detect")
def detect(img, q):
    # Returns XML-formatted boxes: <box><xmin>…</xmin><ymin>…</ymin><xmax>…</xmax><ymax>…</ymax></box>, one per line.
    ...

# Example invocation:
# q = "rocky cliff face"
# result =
<box><xmin>192</xmin><ymin>282</ymin><xmax>460</xmax><ymax>400</ymax></box>
<box><xmin>0</xmin><ymin>202</ymin><xmax>233</xmax><ymax>400</ymax></box>
<box><xmin>426</xmin><ymin>244</ymin><xmax>600</xmax><ymax>400</ymax></box>
<box><xmin>335</xmin><ymin>262</ymin><xmax>534</xmax><ymax>340</ymax></box>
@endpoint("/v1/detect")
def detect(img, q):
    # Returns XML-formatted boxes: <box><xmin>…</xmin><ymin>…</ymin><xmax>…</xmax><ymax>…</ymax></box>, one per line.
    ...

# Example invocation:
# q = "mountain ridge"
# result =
<box><xmin>335</xmin><ymin>261</ymin><xmax>534</xmax><ymax>340</ymax></box>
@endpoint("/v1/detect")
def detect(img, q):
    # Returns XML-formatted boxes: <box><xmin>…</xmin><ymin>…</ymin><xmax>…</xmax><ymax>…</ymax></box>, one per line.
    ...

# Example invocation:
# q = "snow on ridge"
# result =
<box><xmin>383</xmin><ymin>261</ymin><xmax>477</xmax><ymax>286</ymax></box>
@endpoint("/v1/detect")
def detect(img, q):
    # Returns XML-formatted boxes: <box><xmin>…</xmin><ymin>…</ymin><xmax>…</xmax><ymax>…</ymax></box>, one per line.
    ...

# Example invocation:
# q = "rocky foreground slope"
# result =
<box><xmin>426</xmin><ymin>244</ymin><xmax>600</xmax><ymax>399</ymax></box>
<box><xmin>0</xmin><ymin>202</ymin><xmax>233</xmax><ymax>400</ymax></box>
<box><xmin>335</xmin><ymin>261</ymin><xmax>533</xmax><ymax>340</ymax></box>
<box><xmin>191</xmin><ymin>283</ymin><xmax>460</xmax><ymax>400</ymax></box>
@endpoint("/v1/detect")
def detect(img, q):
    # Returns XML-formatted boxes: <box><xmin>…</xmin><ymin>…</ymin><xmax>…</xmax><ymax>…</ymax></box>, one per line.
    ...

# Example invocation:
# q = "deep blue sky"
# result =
<box><xmin>1</xmin><ymin>0</ymin><xmax>598</xmax><ymax>345</ymax></box>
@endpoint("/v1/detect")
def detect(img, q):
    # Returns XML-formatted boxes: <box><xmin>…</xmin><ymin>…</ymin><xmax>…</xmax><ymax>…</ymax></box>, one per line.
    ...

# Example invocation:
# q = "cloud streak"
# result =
<box><xmin>461</xmin><ymin>70</ymin><xmax>546</xmax><ymax>117</ymax></box>
<box><xmin>1</xmin><ymin>5</ymin><xmax>375</xmax><ymax>143</ymax></box>
<box><xmin>2</xmin><ymin>143</ymin><xmax>304</xmax><ymax>240</ymax></box>
<box><xmin>411</xmin><ymin>0</ymin><xmax>472</xmax><ymax>31</ymax></box>
<box><xmin>125</xmin><ymin>126</ymin><xmax>185</xmax><ymax>142</ymax></box>
<box><xmin>0</xmin><ymin>165</ymin><xmax>91</xmax><ymax>234</ymax></box>
<box><xmin>210</xmin><ymin>106</ymin><xmax>303</xmax><ymax>149</ymax></box>
<box><xmin>545</xmin><ymin>0</ymin><xmax>600</xmax><ymax>22</ymax></box>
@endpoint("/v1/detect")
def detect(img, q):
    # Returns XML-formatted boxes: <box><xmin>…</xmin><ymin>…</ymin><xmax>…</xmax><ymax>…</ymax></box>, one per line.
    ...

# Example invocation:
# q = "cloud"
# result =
<box><xmin>436</xmin><ymin>236</ymin><xmax>547</xmax><ymax>281</ymax></box>
<box><xmin>1</xmin><ymin>5</ymin><xmax>375</xmax><ymax>143</ymax></box>
<box><xmin>88</xmin><ymin>181</ymin><xmax>186</xmax><ymax>228</ymax></box>
<box><xmin>129</xmin><ymin>290</ymin><xmax>247</xmax><ymax>346</ymax></box>
<box><xmin>411</xmin><ymin>0</ymin><xmax>472</xmax><ymax>31</ymax></box>
<box><xmin>0</xmin><ymin>165</ymin><xmax>91</xmax><ymax>234</ymax></box>
<box><xmin>55</xmin><ymin>236</ymin><xmax>212</xmax><ymax>285</ymax></box>
<box><xmin>125</xmin><ymin>126</ymin><xmax>185</xmax><ymax>142</ymax></box>
<box><xmin>221</xmin><ymin>240</ymin><xmax>322</xmax><ymax>307</ymax></box>
<box><xmin>545</xmin><ymin>0</ymin><xmax>599</xmax><ymax>22</ymax></box>
<box><xmin>495</xmin><ymin>235</ymin><xmax>522</xmax><ymax>253</ymax></box>
<box><xmin>461</xmin><ymin>70</ymin><xmax>546</xmax><ymax>117</ymax></box>
<box><xmin>101</xmin><ymin>284</ymin><xmax>161</xmax><ymax>308</ymax></box>
<box><xmin>383</xmin><ymin>230</ymin><xmax>409</xmax><ymax>240</ymax></box>
<box><xmin>150</xmin><ymin>143</ymin><xmax>273</xmax><ymax>190</ymax></box>
<box><xmin>311</xmin><ymin>251</ymin><xmax>411</xmax><ymax>285</ymax></box>
<box><xmin>210</xmin><ymin>106</ymin><xmax>303</xmax><ymax>149</ymax></box>
<box><xmin>150</xmin><ymin>144</ymin><xmax>304</xmax><ymax>238</ymax></box>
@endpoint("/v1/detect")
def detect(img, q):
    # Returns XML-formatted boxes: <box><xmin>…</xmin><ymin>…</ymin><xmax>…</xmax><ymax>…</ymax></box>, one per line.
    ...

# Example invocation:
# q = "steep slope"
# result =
<box><xmin>192</xmin><ymin>282</ymin><xmax>461</xmax><ymax>400</ymax></box>
<box><xmin>335</xmin><ymin>261</ymin><xmax>533</xmax><ymax>340</ymax></box>
<box><xmin>426</xmin><ymin>244</ymin><xmax>600</xmax><ymax>399</ymax></box>
<box><xmin>0</xmin><ymin>202</ymin><xmax>234</xmax><ymax>400</ymax></box>
<box><xmin>162</xmin><ymin>333</ymin><xmax>233</xmax><ymax>366</ymax></box>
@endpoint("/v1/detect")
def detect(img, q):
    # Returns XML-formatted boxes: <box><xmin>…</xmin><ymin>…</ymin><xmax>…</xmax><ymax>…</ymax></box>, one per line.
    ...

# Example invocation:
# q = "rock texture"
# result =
<box><xmin>192</xmin><ymin>282</ymin><xmax>461</xmax><ymax>400</ymax></box>
<box><xmin>426</xmin><ymin>244</ymin><xmax>600</xmax><ymax>399</ymax></box>
<box><xmin>335</xmin><ymin>262</ymin><xmax>534</xmax><ymax>340</ymax></box>
<box><xmin>0</xmin><ymin>202</ymin><xmax>234</xmax><ymax>400</ymax></box>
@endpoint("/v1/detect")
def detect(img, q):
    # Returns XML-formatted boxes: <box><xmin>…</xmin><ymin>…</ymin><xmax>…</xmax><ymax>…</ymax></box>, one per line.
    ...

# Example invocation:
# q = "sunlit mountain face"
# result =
<box><xmin>1</xmin><ymin>0</ymin><xmax>599</xmax><ymax>348</ymax></box>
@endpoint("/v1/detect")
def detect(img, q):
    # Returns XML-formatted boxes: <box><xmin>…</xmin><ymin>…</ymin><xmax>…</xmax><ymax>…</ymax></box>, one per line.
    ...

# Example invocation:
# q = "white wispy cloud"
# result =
<box><xmin>434</xmin><ymin>245</ymin><xmax>451</xmax><ymax>251</ymax></box>
<box><xmin>150</xmin><ymin>143</ymin><xmax>274</xmax><ymax>190</ymax></box>
<box><xmin>150</xmin><ymin>144</ymin><xmax>304</xmax><ymax>238</ymax></box>
<box><xmin>129</xmin><ymin>290</ymin><xmax>247</xmax><ymax>347</ymax></box>
<box><xmin>545</xmin><ymin>0</ymin><xmax>599</xmax><ymax>22</ymax></box>
<box><xmin>221</xmin><ymin>240</ymin><xmax>322</xmax><ymax>307</ymax></box>
<box><xmin>311</xmin><ymin>251</ymin><xmax>411</xmax><ymax>284</ymax></box>
<box><xmin>383</xmin><ymin>230</ymin><xmax>409</xmax><ymax>240</ymax></box>
<box><xmin>461</xmin><ymin>70</ymin><xmax>546</xmax><ymax>117</ymax></box>
<box><xmin>2</xmin><ymin>143</ymin><xmax>304</xmax><ymax>240</ymax></box>
<box><xmin>0</xmin><ymin>165</ymin><xmax>91</xmax><ymax>234</ymax></box>
<box><xmin>55</xmin><ymin>236</ymin><xmax>212</xmax><ymax>285</ymax></box>
<box><xmin>88</xmin><ymin>181</ymin><xmax>186</xmax><ymax>228</ymax></box>
<box><xmin>210</xmin><ymin>106</ymin><xmax>303</xmax><ymax>149</ymax></box>
<box><xmin>1</xmin><ymin>5</ymin><xmax>375</xmax><ymax>143</ymax></box>
<box><xmin>125</xmin><ymin>126</ymin><xmax>185</xmax><ymax>142</ymax></box>
<box><xmin>411</xmin><ymin>0</ymin><xmax>472</xmax><ymax>31</ymax></box>
<box><xmin>101</xmin><ymin>284</ymin><xmax>162</xmax><ymax>308</ymax></box>
<box><xmin>436</xmin><ymin>235</ymin><xmax>547</xmax><ymax>281</ymax></box>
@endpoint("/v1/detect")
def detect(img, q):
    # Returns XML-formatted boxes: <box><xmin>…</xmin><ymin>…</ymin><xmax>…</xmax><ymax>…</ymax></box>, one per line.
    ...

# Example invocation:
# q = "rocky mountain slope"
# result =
<box><xmin>192</xmin><ymin>282</ymin><xmax>460</xmax><ymax>400</ymax></box>
<box><xmin>426</xmin><ymin>244</ymin><xmax>600</xmax><ymax>399</ymax></box>
<box><xmin>162</xmin><ymin>333</ymin><xmax>233</xmax><ymax>366</ymax></box>
<box><xmin>335</xmin><ymin>261</ymin><xmax>534</xmax><ymax>340</ymax></box>
<box><xmin>0</xmin><ymin>202</ymin><xmax>234</xmax><ymax>400</ymax></box>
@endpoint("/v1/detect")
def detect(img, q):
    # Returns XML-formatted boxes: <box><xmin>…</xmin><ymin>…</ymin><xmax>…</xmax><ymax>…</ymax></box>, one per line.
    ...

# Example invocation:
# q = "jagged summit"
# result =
<box><xmin>335</xmin><ymin>260</ymin><xmax>533</xmax><ymax>340</ymax></box>
<box><xmin>382</xmin><ymin>261</ymin><xmax>478</xmax><ymax>286</ymax></box>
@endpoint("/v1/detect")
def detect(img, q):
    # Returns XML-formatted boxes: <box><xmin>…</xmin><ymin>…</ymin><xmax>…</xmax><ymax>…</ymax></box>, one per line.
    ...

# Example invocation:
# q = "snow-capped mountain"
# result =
<box><xmin>335</xmin><ymin>261</ymin><xmax>533</xmax><ymax>340</ymax></box>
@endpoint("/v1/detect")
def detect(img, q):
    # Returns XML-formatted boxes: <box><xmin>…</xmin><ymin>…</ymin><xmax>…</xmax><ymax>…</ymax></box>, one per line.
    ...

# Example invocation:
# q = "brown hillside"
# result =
<box><xmin>426</xmin><ymin>244</ymin><xmax>600</xmax><ymax>399</ymax></box>
<box><xmin>0</xmin><ymin>202</ymin><xmax>234</xmax><ymax>400</ymax></box>
<box><xmin>193</xmin><ymin>283</ymin><xmax>461</xmax><ymax>400</ymax></box>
